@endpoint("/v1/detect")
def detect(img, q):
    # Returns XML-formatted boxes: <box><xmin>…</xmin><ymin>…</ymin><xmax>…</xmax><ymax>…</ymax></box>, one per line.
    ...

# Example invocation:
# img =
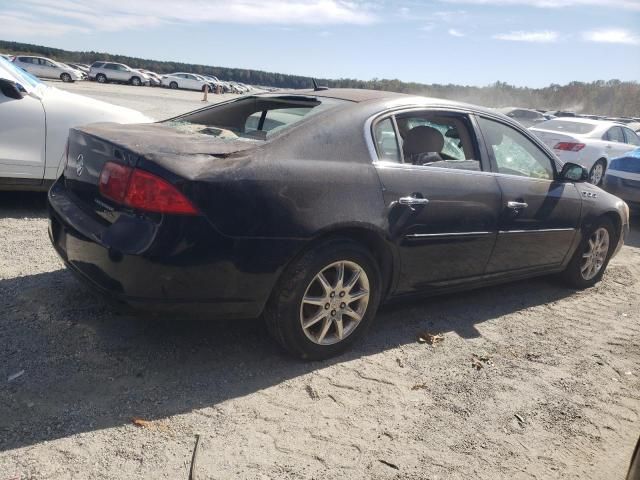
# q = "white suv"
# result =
<box><xmin>13</xmin><ymin>56</ymin><xmax>84</xmax><ymax>83</ymax></box>
<box><xmin>89</xmin><ymin>62</ymin><xmax>150</xmax><ymax>86</ymax></box>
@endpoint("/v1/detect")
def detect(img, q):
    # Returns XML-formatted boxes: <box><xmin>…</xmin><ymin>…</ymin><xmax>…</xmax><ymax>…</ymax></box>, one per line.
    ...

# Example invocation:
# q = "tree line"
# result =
<box><xmin>1</xmin><ymin>39</ymin><xmax>638</xmax><ymax>117</ymax></box>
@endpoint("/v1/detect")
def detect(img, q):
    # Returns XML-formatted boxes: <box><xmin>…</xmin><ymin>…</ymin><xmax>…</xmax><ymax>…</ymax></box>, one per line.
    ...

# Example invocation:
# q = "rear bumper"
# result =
<box><xmin>47</xmin><ymin>179</ymin><xmax>299</xmax><ymax>319</ymax></box>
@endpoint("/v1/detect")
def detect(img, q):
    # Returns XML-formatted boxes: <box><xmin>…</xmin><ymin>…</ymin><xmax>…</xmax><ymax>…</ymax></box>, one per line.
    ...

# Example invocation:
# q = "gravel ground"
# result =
<box><xmin>1</xmin><ymin>83</ymin><xmax>639</xmax><ymax>479</ymax></box>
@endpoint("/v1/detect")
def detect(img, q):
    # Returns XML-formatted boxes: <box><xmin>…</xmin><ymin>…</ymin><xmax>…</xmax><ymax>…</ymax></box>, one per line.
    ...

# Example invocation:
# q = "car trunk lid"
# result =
<box><xmin>63</xmin><ymin>122</ymin><xmax>259</xmax><ymax>221</ymax></box>
<box><xmin>530</xmin><ymin>128</ymin><xmax>580</xmax><ymax>150</ymax></box>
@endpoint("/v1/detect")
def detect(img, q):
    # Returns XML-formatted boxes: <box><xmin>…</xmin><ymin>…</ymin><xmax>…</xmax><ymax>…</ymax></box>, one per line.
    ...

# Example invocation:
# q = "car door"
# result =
<box><xmin>16</xmin><ymin>57</ymin><xmax>40</xmax><ymax>77</ymax></box>
<box><xmin>372</xmin><ymin>110</ymin><xmax>502</xmax><ymax>294</ymax></box>
<box><xmin>475</xmin><ymin>115</ymin><xmax>581</xmax><ymax>274</ymax></box>
<box><xmin>185</xmin><ymin>74</ymin><xmax>200</xmax><ymax>90</ymax></box>
<box><xmin>39</xmin><ymin>59</ymin><xmax>58</xmax><ymax>79</ymax></box>
<box><xmin>604</xmin><ymin>126</ymin><xmax>634</xmax><ymax>158</ymax></box>
<box><xmin>0</xmin><ymin>66</ymin><xmax>46</xmax><ymax>182</ymax></box>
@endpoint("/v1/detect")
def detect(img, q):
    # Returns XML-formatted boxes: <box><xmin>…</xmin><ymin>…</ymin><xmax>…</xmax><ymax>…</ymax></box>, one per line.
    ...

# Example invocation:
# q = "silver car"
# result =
<box><xmin>13</xmin><ymin>55</ymin><xmax>84</xmax><ymax>83</ymax></box>
<box><xmin>89</xmin><ymin>61</ymin><xmax>149</xmax><ymax>86</ymax></box>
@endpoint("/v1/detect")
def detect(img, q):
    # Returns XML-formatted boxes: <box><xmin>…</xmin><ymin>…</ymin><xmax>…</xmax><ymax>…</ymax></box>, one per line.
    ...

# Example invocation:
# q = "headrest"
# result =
<box><xmin>403</xmin><ymin>126</ymin><xmax>445</xmax><ymax>154</ymax></box>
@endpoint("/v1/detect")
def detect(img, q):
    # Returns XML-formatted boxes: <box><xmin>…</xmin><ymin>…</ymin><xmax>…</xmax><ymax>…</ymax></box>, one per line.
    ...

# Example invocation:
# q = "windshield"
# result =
<box><xmin>536</xmin><ymin>120</ymin><xmax>597</xmax><ymax>134</ymax></box>
<box><xmin>0</xmin><ymin>56</ymin><xmax>42</xmax><ymax>91</ymax></box>
<box><xmin>166</xmin><ymin>95</ymin><xmax>346</xmax><ymax>141</ymax></box>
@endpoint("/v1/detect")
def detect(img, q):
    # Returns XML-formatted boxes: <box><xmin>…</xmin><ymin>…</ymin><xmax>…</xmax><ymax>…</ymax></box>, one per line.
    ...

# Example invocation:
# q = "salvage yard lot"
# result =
<box><xmin>1</xmin><ymin>83</ymin><xmax>639</xmax><ymax>479</ymax></box>
<box><xmin>41</xmin><ymin>79</ymin><xmax>240</xmax><ymax>119</ymax></box>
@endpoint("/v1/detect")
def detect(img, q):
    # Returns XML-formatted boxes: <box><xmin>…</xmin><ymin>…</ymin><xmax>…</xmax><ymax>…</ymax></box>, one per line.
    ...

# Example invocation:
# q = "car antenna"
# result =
<box><xmin>312</xmin><ymin>78</ymin><xmax>329</xmax><ymax>91</ymax></box>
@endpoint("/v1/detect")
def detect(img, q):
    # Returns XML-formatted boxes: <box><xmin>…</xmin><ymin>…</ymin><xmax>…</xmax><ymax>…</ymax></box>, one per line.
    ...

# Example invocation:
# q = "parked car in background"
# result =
<box><xmin>603</xmin><ymin>148</ymin><xmax>640</xmax><ymax>210</ymax></box>
<box><xmin>547</xmin><ymin>110</ymin><xmax>577</xmax><ymax>118</ymax></box>
<box><xmin>139</xmin><ymin>69</ymin><xmax>161</xmax><ymax>86</ymax></box>
<box><xmin>47</xmin><ymin>89</ymin><xmax>629</xmax><ymax>359</ymax></box>
<box><xmin>0</xmin><ymin>53</ymin><xmax>14</xmax><ymax>61</ymax></box>
<box><xmin>626</xmin><ymin>122</ymin><xmax>640</xmax><ymax>134</ymax></box>
<box><xmin>161</xmin><ymin>72</ymin><xmax>211</xmax><ymax>91</ymax></box>
<box><xmin>497</xmin><ymin>107</ymin><xmax>548</xmax><ymax>128</ymax></box>
<box><xmin>530</xmin><ymin>118</ymin><xmax>640</xmax><ymax>185</ymax></box>
<box><xmin>65</xmin><ymin>63</ymin><xmax>88</xmax><ymax>79</ymax></box>
<box><xmin>67</xmin><ymin>63</ymin><xmax>90</xmax><ymax>74</ymax></box>
<box><xmin>13</xmin><ymin>55</ymin><xmax>84</xmax><ymax>83</ymax></box>
<box><xmin>0</xmin><ymin>57</ymin><xmax>151</xmax><ymax>191</ymax></box>
<box><xmin>89</xmin><ymin>61</ymin><xmax>150</xmax><ymax>86</ymax></box>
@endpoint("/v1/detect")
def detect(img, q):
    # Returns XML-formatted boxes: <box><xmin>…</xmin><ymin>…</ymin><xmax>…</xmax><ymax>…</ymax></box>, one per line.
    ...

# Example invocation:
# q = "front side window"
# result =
<box><xmin>605</xmin><ymin>127</ymin><xmax>625</xmax><ymax>143</ymax></box>
<box><xmin>373</xmin><ymin>118</ymin><xmax>401</xmax><ymax>163</ymax></box>
<box><xmin>622</xmin><ymin>128</ymin><xmax>640</xmax><ymax>146</ymax></box>
<box><xmin>478</xmin><ymin>116</ymin><xmax>554</xmax><ymax>180</ymax></box>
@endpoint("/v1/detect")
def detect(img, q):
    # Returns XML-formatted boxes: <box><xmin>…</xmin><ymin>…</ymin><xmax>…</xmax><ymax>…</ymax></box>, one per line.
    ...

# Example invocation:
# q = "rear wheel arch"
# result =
<box><xmin>275</xmin><ymin>226</ymin><xmax>396</xmax><ymax>302</ymax></box>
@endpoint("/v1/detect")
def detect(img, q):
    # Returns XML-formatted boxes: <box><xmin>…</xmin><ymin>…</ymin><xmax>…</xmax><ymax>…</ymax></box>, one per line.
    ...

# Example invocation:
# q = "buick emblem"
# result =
<box><xmin>76</xmin><ymin>154</ymin><xmax>84</xmax><ymax>176</ymax></box>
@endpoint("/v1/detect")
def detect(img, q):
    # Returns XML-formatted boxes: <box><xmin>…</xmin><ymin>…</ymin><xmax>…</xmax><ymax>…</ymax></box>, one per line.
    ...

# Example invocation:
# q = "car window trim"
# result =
<box><xmin>367</xmin><ymin>106</ymin><xmax>489</xmax><ymax>172</ymax></box>
<box><xmin>473</xmin><ymin>113</ymin><xmax>560</xmax><ymax>181</ymax></box>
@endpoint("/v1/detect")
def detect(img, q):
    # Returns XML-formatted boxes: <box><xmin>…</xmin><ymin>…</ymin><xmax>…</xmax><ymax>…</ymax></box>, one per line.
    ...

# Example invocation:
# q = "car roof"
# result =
<box><xmin>256</xmin><ymin>88</ymin><xmax>499</xmax><ymax>116</ymax></box>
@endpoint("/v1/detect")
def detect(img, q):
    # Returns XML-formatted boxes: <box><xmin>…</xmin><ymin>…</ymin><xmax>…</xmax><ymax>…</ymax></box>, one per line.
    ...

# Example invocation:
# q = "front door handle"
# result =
<box><xmin>398</xmin><ymin>196</ymin><xmax>429</xmax><ymax>206</ymax></box>
<box><xmin>507</xmin><ymin>201</ymin><xmax>528</xmax><ymax>210</ymax></box>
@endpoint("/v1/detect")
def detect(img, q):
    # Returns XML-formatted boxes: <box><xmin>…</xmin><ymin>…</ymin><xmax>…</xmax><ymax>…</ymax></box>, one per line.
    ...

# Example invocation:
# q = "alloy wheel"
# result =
<box><xmin>590</xmin><ymin>162</ymin><xmax>604</xmax><ymax>185</ymax></box>
<box><xmin>299</xmin><ymin>260</ymin><xmax>370</xmax><ymax>345</ymax></box>
<box><xmin>580</xmin><ymin>227</ymin><xmax>609</xmax><ymax>280</ymax></box>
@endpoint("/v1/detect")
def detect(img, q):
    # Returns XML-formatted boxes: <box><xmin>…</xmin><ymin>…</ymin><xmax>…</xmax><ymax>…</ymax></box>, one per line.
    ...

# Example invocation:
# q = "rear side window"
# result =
<box><xmin>373</xmin><ymin>118</ymin><xmax>401</xmax><ymax>163</ymax></box>
<box><xmin>394</xmin><ymin>112</ymin><xmax>482</xmax><ymax>171</ymax></box>
<box><xmin>167</xmin><ymin>95</ymin><xmax>346</xmax><ymax>141</ymax></box>
<box><xmin>478</xmin><ymin>117</ymin><xmax>554</xmax><ymax>180</ymax></box>
<box><xmin>91</xmin><ymin>62</ymin><xmax>105</xmax><ymax>68</ymax></box>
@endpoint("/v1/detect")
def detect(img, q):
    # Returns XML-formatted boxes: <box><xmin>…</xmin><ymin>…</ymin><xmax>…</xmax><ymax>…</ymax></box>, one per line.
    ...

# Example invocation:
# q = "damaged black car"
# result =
<box><xmin>48</xmin><ymin>89</ymin><xmax>630</xmax><ymax>359</ymax></box>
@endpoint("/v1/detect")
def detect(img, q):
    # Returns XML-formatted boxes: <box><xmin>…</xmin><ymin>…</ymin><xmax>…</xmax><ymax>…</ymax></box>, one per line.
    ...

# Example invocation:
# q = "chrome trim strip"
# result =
<box><xmin>498</xmin><ymin>228</ymin><xmax>575</xmax><ymax>234</ymax></box>
<box><xmin>405</xmin><ymin>231</ymin><xmax>492</xmax><ymax>238</ymax></box>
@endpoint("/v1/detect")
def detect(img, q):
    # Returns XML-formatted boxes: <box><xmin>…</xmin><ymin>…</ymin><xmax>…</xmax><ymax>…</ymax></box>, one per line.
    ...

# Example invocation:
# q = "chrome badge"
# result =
<box><xmin>76</xmin><ymin>154</ymin><xmax>84</xmax><ymax>176</ymax></box>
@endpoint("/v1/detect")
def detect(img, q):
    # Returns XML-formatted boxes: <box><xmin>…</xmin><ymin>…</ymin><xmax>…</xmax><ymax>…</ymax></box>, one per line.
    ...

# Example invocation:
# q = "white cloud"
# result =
<box><xmin>2</xmin><ymin>0</ymin><xmax>378</xmax><ymax>36</ymax></box>
<box><xmin>583</xmin><ymin>28</ymin><xmax>640</xmax><ymax>45</ymax></box>
<box><xmin>493</xmin><ymin>30</ymin><xmax>559</xmax><ymax>42</ymax></box>
<box><xmin>440</xmin><ymin>0</ymin><xmax>640</xmax><ymax>9</ymax></box>
<box><xmin>0</xmin><ymin>11</ymin><xmax>90</xmax><ymax>36</ymax></box>
<box><xmin>448</xmin><ymin>28</ymin><xmax>465</xmax><ymax>37</ymax></box>
<box><xmin>420</xmin><ymin>23</ymin><xmax>436</xmax><ymax>32</ymax></box>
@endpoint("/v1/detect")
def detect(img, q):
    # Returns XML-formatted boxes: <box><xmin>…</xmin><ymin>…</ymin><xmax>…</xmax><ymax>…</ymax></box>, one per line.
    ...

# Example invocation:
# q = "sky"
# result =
<box><xmin>1</xmin><ymin>0</ymin><xmax>639</xmax><ymax>87</ymax></box>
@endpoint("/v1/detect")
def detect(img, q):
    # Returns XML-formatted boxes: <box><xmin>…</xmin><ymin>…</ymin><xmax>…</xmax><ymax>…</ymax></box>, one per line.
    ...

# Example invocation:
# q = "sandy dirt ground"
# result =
<box><xmin>1</xmin><ymin>83</ymin><xmax>639</xmax><ymax>479</ymax></box>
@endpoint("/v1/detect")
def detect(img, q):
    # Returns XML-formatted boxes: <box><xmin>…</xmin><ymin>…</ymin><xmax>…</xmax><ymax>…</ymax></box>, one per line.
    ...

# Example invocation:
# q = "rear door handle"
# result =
<box><xmin>507</xmin><ymin>201</ymin><xmax>528</xmax><ymax>210</ymax></box>
<box><xmin>399</xmin><ymin>196</ymin><xmax>429</xmax><ymax>206</ymax></box>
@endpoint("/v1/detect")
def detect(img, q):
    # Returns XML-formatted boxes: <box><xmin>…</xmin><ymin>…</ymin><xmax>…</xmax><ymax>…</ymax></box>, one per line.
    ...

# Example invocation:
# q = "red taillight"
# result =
<box><xmin>99</xmin><ymin>162</ymin><xmax>133</xmax><ymax>203</ymax></box>
<box><xmin>98</xmin><ymin>162</ymin><xmax>197</xmax><ymax>215</ymax></box>
<box><xmin>553</xmin><ymin>142</ymin><xmax>585</xmax><ymax>152</ymax></box>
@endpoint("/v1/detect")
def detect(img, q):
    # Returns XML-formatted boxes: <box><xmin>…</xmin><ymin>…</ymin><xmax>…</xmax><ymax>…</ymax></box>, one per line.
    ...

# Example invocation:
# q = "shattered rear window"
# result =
<box><xmin>167</xmin><ymin>95</ymin><xmax>346</xmax><ymax>141</ymax></box>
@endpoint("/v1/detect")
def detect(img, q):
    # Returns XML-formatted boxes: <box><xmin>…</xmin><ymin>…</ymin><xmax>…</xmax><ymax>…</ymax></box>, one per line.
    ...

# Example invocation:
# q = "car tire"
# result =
<box><xmin>561</xmin><ymin>217</ymin><xmax>615</xmax><ymax>289</ymax></box>
<box><xmin>96</xmin><ymin>74</ymin><xmax>107</xmax><ymax>84</ymax></box>
<box><xmin>130</xmin><ymin>76</ymin><xmax>141</xmax><ymax>86</ymax></box>
<box><xmin>264</xmin><ymin>238</ymin><xmax>382</xmax><ymax>360</ymax></box>
<box><xmin>60</xmin><ymin>73</ymin><xmax>72</xmax><ymax>83</ymax></box>
<box><xmin>169</xmin><ymin>81</ymin><xmax>178</xmax><ymax>89</ymax></box>
<box><xmin>589</xmin><ymin>159</ymin><xmax>606</xmax><ymax>186</ymax></box>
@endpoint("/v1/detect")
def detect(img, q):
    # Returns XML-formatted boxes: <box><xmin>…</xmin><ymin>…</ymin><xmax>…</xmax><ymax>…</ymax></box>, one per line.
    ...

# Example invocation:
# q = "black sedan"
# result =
<box><xmin>48</xmin><ymin>89</ymin><xmax>630</xmax><ymax>359</ymax></box>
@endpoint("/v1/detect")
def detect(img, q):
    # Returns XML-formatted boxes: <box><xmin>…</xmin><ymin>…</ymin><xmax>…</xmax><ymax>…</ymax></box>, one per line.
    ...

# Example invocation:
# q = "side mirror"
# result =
<box><xmin>0</xmin><ymin>78</ymin><xmax>24</xmax><ymax>100</ymax></box>
<box><xmin>560</xmin><ymin>162</ymin><xmax>588</xmax><ymax>182</ymax></box>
